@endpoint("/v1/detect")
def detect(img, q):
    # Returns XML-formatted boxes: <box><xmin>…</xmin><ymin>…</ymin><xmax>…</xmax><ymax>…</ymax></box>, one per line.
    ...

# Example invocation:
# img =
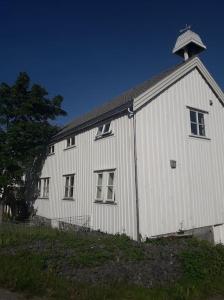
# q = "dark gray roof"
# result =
<box><xmin>54</xmin><ymin>59</ymin><xmax>188</xmax><ymax>141</ymax></box>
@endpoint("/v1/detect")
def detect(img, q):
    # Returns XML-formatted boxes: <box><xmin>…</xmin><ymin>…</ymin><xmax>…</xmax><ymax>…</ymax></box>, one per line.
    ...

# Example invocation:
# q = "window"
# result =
<box><xmin>38</xmin><ymin>178</ymin><xmax>50</xmax><ymax>198</ymax></box>
<box><xmin>189</xmin><ymin>109</ymin><xmax>206</xmax><ymax>137</ymax></box>
<box><xmin>96</xmin><ymin>122</ymin><xmax>112</xmax><ymax>138</ymax></box>
<box><xmin>66</xmin><ymin>136</ymin><xmax>75</xmax><ymax>148</ymax></box>
<box><xmin>64</xmin><ymin>174</ymin><xmax>75</xmax><ymax>199</ymax></box>
<box><xmin>95</xmin><ymin>170</ymin><xmax>115</xmax><ymax>203</ymax></box>
<box><xmin>48</xmin><ymin>145</ymin><xmax>55</xmax><ymax>155</ymax></box>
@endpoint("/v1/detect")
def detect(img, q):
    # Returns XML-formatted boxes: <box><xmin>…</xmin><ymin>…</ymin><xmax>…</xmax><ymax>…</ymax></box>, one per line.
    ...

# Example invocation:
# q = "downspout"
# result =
<box><xmin>128</xmin><ymin>107</ymin><xmax>140</xmax><ymax>242</ymax></box>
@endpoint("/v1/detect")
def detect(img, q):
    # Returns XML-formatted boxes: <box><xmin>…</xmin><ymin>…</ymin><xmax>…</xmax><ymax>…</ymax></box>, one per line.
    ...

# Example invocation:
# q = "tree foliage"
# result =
<box><xmin>0</xmin><ymin>72</ymin><xmax>66</xmax><ymax>219</ymax></box>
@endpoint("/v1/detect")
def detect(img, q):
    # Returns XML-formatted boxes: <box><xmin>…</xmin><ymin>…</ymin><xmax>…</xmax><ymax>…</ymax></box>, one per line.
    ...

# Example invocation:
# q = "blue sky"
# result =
<box><xmin>1</xmin><ymin>0</ymin><xmax>224</xmax><ymax>125</ymax></box>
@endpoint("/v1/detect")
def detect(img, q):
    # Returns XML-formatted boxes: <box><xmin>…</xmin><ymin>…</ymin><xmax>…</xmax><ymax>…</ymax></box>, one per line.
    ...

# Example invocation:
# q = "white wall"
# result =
<box><xmin>136</xmin><ymin>68</ymin><xmax>224</xmax><ymax>238</ymax></box>
<box><xmin>213</xmin><ymin>224</ymin><xmax>224</xmax><ymax>244</ymax></box>
<box><xmin>35</xmin><ymin>114</ymin><xmax>137</xmax><ymax>239</ymax></box>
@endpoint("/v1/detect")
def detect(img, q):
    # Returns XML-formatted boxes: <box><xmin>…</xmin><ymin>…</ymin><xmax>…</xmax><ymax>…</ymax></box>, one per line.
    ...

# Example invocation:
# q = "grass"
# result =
<box><xmin>0</xmin><ymin>224</ymin><xmax>224</xmax><ymax>300</ymax></box>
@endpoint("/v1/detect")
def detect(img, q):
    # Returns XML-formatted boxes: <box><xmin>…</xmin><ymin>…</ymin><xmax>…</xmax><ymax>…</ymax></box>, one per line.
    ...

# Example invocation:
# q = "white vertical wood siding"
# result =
<box><xmin>136</xmin><ymin>68</ymin><xmax>224</xmax><ymax>238</ymax></box>
<box><xmin>213</xmin><ymin>225</ymin><xmax>224</xmax><ymax>244</ymax></box>
<box><xmin>35</xmin><ymin>114</ymin><xmax>137</xmax><ymax>239</ymax></box>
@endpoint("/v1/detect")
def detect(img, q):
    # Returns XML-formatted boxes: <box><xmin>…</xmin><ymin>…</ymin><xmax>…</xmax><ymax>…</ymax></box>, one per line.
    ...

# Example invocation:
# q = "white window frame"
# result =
<box><xmin>96</xmin><ymin>122</ymin><xmax>112</xmax><ymax>138</ymax></box>
<box><xmin>94</xmin><ymin>170</ymin><xmax>116</xmax><ymax>203</ymax></box>
<box><xmin>48</xmin><ymin>144</ymin><xmax>55</xmax><ymax>155</ymax></box>
<box><xmin>63</xmin><ymin>174</ymin><xmax>75</xmax><ymax>199</ymax></box>
<box><xmin>188</xmin><ymin>107</ymin><xmax>207</xmax><ymax>137</ymax></box>
<box><xmin>66</xmin><ymin>136</ymin><xmax>76</xmax><ymax>148</ymax></box>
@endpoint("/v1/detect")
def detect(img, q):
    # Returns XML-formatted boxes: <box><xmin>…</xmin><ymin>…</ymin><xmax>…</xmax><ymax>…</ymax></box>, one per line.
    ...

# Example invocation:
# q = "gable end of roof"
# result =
<box><xmin>133</xmin><ymin>57</ymin><xmax>224</xmax><ymax>111</ymax></box>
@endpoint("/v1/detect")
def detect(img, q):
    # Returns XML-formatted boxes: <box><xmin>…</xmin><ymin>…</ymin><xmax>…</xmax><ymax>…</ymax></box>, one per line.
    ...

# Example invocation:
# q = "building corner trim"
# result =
<box><xmin>129</xmin><ymin>107</ymin><xmax>140</xmax><ymax>242</ymax></box>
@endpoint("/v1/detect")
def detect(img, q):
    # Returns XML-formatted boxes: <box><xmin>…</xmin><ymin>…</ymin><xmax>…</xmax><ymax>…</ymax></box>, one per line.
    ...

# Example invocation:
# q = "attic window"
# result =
<box><xmin>66</xmin><ymin>136</ymin><xmax>75</xmax><ymax>148</ymax></box>
<box><xmin>189</xmin><ymin>108</ymin><xmax>207</xmax><ymax>137</ymax></box>
<box><xmin>96</xmin><ymin>122</ymin><xmax>112</xmax><ymax>139</ymax></box>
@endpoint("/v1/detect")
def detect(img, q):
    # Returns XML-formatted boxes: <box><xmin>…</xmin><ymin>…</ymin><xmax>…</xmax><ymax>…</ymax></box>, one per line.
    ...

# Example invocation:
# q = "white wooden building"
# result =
<box><xmin>35</xmin><ymin>30</ymin><xmax>224</xmax><ymax>243</ymax></box>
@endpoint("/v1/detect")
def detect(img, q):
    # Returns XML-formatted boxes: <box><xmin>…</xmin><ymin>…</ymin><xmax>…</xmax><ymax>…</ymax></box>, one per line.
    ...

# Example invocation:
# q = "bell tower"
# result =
<box><xmin>173</xmin><ymin>26</ymin><xmax>206</xmax><ymax>61</ymax></box>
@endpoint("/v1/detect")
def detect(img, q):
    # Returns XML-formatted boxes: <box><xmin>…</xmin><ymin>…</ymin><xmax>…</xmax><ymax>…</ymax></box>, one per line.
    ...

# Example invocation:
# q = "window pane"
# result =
<box><xmin>104</xmin><ymin>123</ymin><xmax>111</xmax><ymax>133</ymax></box>
<box><xmin>67</xmin><ymin>138</ymin><xmax>70</xmax><ymax>147</ymax></box>
<box><xmin>65</xmin><ymin>187</ymin><xmax>69</xmax><ymax>198</ymax></box>
<box><xmin>108</xmin><ymin>172</ymin><xmax>114</xmax><ymax>185</ymax></box>
<box><xmin>190</xmin><ymin>111</ymin><xmax>197</xmax><ymax>123</ymax></box>
<box><xmin>97</xmin><ymin>126</ymin><xmax>103</xmax><ymax>136</ymax></box>
<box><xmin>69</xmin><ymin>187</ymin><xmax>73</xmax><ymax>198</ymax></box>
<box><xmin>70</xmin><ymin>175</ymin><xmax>74</xmax><ymax>187</ymax></box>
<box><xmin>97</xmin><ymin>173</ymin><xmax>103</xmax><ymax>186</ymax></box>
<box><xmin>71</xmin><ymin>136</ymin><xmax>75</xmax><ymax>145</ymax></box>
<box><xmin>96</xmin><ymin>187</ymin><xmax>102</xmax><ymax>199</ymax></box>
<box><xmin>38</xmin><ymin>180</ymin><xmax>41</xmax><ymax>196</ymax></box>
<box><xmin>46</xmin><ymin>179</ymin><xmax>49</xmax><ymax>197</ymax></box>
<box><xmin>107</xmin><ymin>186</ymin><xmax>113</xmax><ymax>200</ymax></box>
<box><xmin>49</xmin><ymin>145</ymin><xmax>54</xmax><ymax>154</ymax></box>
<box><xmin>191</xmin><ymin>123</ymin><xmax>198</xmax><ymax>135</ymax></box>
<box><xmin>65</xmin><ymin>176</ymin><xmax>69</xmax><ymax>187</ymax></box>
<box><xmin>198</xmin><ymin>113</ymin><xmax>204</xmax><ymax>125</ymax></box>
<box><xmin>199</xmin><ymin>125</ymin><xmax>206</xmax><ymax>136</ymax></box>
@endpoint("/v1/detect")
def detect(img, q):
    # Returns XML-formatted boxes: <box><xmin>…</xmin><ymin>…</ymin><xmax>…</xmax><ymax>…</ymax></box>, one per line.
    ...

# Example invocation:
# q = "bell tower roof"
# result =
<box><xmin>173</xmin><ymin>28</ymin><xmax>206</xmax><ymax>61</ymax></box>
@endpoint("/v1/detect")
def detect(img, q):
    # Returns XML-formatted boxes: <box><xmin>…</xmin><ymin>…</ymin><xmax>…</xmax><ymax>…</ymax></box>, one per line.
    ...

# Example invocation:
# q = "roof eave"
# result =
<box><xmin>51</xmin><ymin>101</ymin><xmax>132</xmax><ymax>142</ymax></box>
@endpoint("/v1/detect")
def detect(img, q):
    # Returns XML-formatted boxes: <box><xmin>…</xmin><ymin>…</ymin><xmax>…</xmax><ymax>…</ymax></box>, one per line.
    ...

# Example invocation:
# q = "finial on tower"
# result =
<box><xmin>179</xmin><ymin>24</ymin><xmax>191</xmax><ymax>33</ymax></box>
<box><xmin>173</xmin><ymin>27</ymin><xmax>206</xmax><ymax>61</ymax></box>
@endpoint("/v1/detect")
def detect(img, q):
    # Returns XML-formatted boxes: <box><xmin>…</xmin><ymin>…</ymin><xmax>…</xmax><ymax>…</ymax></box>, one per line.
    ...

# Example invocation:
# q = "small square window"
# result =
<box><xmin>96</xmin><ymin>122</ymin><xmax>112</xmax><ymax>138</ymax></box>
<box><xmin>66</xmin><ymin>136</ymin><xmax>76</xmax><ymax>148</ymax></box>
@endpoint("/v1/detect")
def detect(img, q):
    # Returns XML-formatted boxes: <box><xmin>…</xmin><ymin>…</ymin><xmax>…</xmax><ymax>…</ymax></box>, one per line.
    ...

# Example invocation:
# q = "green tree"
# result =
<box><xmin>0</xmin><ymin>72</ymin><xmax>66</xmax><ymax>220</ymax></box>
